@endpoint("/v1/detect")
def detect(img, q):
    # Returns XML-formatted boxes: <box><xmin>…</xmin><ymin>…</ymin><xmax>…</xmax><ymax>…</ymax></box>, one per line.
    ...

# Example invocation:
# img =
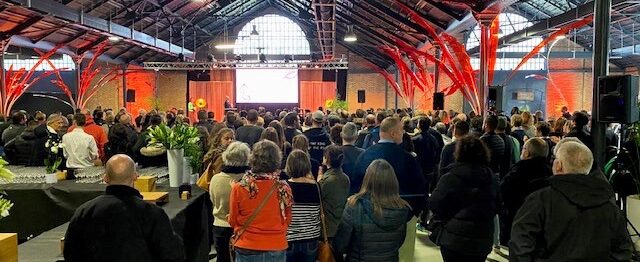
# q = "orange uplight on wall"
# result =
<box><xmin>195</xmin><ymin>98</ymin><xmax>207</xmax><ymax>108</ymax></box>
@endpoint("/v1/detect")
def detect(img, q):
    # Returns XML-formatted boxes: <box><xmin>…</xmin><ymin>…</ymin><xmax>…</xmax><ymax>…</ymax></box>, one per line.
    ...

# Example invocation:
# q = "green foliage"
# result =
<box><xmin>0</xmin><ymin>156</ymin><xmax>13</xmax><ymax>220</ymax></box>
<box><xmin>148</xmin><ymin>124</ymin><xmax>200</xmax><ymax>150</ymax></box>
<box><xmin>0</xmin><ymin>157</ymin><xmax>13</xmax><ymax>181</ymax></box>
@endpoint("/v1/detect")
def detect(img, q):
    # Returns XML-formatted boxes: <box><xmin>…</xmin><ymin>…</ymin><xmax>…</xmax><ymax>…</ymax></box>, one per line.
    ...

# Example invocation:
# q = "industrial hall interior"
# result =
<box><xmin>0</xmin><ymin>0</ymin><xmax>639</xmax><ymax>262</ymax></box>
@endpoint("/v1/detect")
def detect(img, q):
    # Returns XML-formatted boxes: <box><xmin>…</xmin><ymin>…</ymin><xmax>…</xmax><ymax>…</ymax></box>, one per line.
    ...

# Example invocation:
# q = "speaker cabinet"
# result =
<box><xmin>357</xmin><ymin>90</ymin><xmax>366</xmax><ymax>103</ymax></box>
<box><xmin>433</xmin><ymin>92</ymin><xmax>444</xmax><ymax>110</ymax></box>
<box><xmin>187</xmin><ymin>71</ymin><xmax>210</xmax><ymax>81</ymax></box>
<box><xmin>598</xmin><ymin>75</ymin><xmax>639</xmax><ymax>124</ymax></box>
<box><xmin>126</xmin><ymin>89</ymin><xmax>136</xmax><ymax>103</ymax></box>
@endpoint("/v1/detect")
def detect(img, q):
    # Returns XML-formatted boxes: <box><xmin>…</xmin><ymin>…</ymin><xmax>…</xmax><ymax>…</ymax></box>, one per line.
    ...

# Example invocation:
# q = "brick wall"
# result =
<box><xmin>157</xmin><ymin>71</ymin><xmax>187</xmax><ymax>110</ymax></box>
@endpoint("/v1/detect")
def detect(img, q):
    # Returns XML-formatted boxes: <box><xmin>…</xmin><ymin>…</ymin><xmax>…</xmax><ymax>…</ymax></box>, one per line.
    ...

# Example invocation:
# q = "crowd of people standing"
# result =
<box><xmin>2</xmin><ymin>103</ymin><xmax>633</xmax><ymax>262</ymax></box>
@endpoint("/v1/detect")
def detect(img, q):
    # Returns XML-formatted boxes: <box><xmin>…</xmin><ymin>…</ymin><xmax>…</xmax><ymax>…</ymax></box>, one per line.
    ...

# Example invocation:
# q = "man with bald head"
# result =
<box><xmin>510</xmin><ymin>142</ymin><xmax>631</xmax><ymax>261</ymax></box>
<box><xmin>353</xmin><ymin>117</ymin><xmax>426</xmax><ymax>261</ymax></box>
<box><xmin>64</xmin><ymin>155</ymin><xmax>184</xmax><ymax>262</ymax></box>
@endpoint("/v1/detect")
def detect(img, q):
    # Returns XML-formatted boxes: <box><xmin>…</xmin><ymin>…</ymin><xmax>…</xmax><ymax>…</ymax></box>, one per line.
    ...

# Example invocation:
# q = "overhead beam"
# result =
<box><xmin>467</xmin><ymin>0</ymin><xmax>635</xmax><ymax>55</ymax></box>
<box><xmin>0</xmin><ymin>16</ymin><xmax>44</xmax><ymax>40</ymax></box>
<box><xmin>5</xmin><ymin>0</ymin><xmax>193</xmax><ymax>58</ymax></box>
<box><xmin>77</xmin><ymin>36</ymin><xmax>108</xmax><ymax>54</ymax></box>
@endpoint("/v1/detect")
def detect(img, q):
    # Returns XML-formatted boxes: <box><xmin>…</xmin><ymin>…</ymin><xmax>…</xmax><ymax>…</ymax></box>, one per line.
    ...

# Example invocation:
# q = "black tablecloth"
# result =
<box><xmin>2</xmin><ymin>182</ymin><xmax>210</xmax><ymax>262</ymax></box>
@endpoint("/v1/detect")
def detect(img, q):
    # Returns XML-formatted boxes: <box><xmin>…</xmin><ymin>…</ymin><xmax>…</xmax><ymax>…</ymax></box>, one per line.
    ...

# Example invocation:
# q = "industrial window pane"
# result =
<box><xmin>234</xmin><ymin>14</ymin><xmax>310</xmax><ymax>55</ymax></box>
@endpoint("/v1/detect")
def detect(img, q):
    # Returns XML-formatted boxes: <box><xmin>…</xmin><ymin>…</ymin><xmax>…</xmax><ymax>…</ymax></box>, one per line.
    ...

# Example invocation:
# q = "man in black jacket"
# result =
<box><xmin>412</xmin><ymin>117</ymin><xmax>438</xmax><ymax>187</ymax></box>
<box><xmin>283</xmin><ymin>112</ymin><xmax>301</xmax><ymax>144</ymax></box>
<box><xmin>235</xmin><ymin>109</ymin><xmax>263</xmax><ymax>148</ymax></box>
<box><xmin>510</xmin><ymin>141</ymin><xmax>631</xmax><ymax>261</ymax></box>
<box><xmin>439</xmin><ymin>120</ymin><xmax>470</xmax><ymax>176</ymax></box>
<box><xmin>565</xmin><ymin>111</ymin><xmax>594</xmax><ymax>151</ymax></box>
<box><xmin>354</xmin><ymin>114</ymin><xmax>375</xmax><ymax>148</ymax></box>
<box><xmin>480</xmin><ymin>115</ymin><xmax>505</xmax><ymax>174</ymax></box>
<box><xmin>340</xmin><ymin>122</ymin><xmax>364</xmax><ymax>194</ymax></box>
<box><xmin>303</xmin><ymin>111</ymin><xmax>331</xmax><ymax>164</ymax></box>
<box><xmin>64</xmin><ymin>154</ymin><xmax>184</xmax><ymax>262</ymax></box>
<box><xmin>499</xmin><ymin>138</ymin><xmax>552</xmax><ymax>246</ymax></box>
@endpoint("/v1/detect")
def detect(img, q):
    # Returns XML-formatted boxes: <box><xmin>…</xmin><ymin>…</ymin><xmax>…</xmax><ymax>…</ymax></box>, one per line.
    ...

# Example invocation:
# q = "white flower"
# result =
<box><xmin>0</xmin><ymin>209</ymin><xmax>8</xmax><ymax>218</ymax></box>
<box><xmin>51</xmin><ymin>147</ymin><xmax>58</xmax><ymax>154</ymax></box>
<box><xmin>45</xmin><ymin>141</ymin><xmax>50</xmax><ymax>147</ymax></box>
<box><xmin>58</xmin><ymin>143</ymin><xmax>65</xmax><ymax>148</ymax></box>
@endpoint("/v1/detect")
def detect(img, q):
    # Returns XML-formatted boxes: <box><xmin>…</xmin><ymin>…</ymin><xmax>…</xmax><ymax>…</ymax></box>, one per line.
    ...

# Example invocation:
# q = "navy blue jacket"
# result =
<box><xmin>341</xmin><ymin>144</ymin><xmax>364</xmax><ymax>194</ymax></box>
<box><xmin>353</xmin><ymin>142</ymin><xmax>426</xmax><ymax>216</ymax></box>
<box><xmin>361</xmin><ymin>126</ymin><xmax>380</xmax><ymax>149</ymax></box>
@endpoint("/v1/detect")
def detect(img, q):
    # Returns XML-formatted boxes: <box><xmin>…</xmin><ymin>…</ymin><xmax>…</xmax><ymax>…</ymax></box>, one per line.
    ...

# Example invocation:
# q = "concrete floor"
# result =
<box><xmin>211</xmin><ymin>230</ymin><xmax>510</xmax><ymax>262</ymax></box>
<box><xmin>414</xmin><ymin>230</ymin><xmax>509</xmax><ymax>262</ymax></box>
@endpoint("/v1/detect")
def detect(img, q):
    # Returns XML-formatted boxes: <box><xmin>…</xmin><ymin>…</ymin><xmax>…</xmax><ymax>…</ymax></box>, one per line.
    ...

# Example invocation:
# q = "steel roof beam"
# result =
<box><xmin>467</xmin><ymin>0</ymin><xmax>634</xmax><ymax>55</ymax></box>
<box><xmin>0</xmin><ymin>16</ymin><xmax>44</xmax><ymax>40</ymax></box>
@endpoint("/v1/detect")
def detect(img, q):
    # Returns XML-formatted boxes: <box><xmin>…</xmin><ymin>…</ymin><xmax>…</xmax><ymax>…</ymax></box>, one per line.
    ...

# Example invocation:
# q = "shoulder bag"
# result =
<box><xmin>229</xmin><ymin>180</ymin><xmax>279</xmax><ymax>261</ymax></box>
<box><xmin>316</xmin><ymin>184</ymin><xmax>336</xmax><ymax>262</ymax></box>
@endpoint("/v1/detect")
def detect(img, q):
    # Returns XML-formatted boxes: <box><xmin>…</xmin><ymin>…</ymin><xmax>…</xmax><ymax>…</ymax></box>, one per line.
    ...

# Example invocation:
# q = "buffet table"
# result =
<box><xmin>0</xmin><ymin>166</ymin><xmax>210</xmax><ymax>262</ymax></box>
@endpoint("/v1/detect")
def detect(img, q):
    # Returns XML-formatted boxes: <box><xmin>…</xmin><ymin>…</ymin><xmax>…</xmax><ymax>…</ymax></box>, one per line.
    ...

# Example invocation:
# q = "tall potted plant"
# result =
<box><xmin>148</xmin><ymin>124</ymin><xmax>200</xmax><ymax>187</ymax></box>
<box><xmin>0</xmin><ymin>157</ymin><xmax>17</xmax><ymax>262</ymax></box>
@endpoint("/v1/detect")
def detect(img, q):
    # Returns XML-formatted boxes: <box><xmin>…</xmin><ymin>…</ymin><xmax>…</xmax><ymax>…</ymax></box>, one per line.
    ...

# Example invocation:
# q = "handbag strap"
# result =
<box><xmin>232</xmin><ymin>180</ymin><xmax>280</xmax><ymax>244</ymax></box>
<box><xmin>316</xmin><ymin>184</ymin><xmax>329</xmax><ymax>243</ymax></box>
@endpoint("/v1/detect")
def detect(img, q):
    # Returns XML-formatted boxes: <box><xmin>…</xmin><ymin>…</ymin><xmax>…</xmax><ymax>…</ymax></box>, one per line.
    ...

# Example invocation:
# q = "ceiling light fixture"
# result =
<box><xmin>250</xmin><ymin>25</ymin><xmax>259</xmax><ymax>36</ymax></box>
<box><xmin>344</xmin><ymin>25</ymin><xmax>357</xmax><ymax>42</ymax></box>
<box><xmin>108</xmin><ymin>36</ymin><xmax>121</xmax><ymax>42</ymax></box>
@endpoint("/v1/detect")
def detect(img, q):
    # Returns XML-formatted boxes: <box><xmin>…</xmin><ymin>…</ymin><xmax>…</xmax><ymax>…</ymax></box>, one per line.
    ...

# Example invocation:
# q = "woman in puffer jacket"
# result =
<box><xmin>333</xmin><ymin>159</ymin><xmax>411</xmax><ymax>262</ymax></box>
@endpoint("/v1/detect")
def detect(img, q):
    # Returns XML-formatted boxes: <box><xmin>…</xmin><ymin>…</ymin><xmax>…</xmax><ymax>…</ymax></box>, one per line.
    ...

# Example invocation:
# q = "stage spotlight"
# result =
<box><xmin>178</xmin><ymin>53</ymin><xmax>185</xmax><ymax>62</ymax></box>
<box><xmin>235</xmin><ymin>55</ymin><xmax>242</xmax><ymax>61</ymax></box>
<box><xmin>284</xmin><ymin>55</ymin><xmax>292</xmax><ymax>63</ymax></box>
<box><xmin>207</xmin><ymin>54</ymin><xmax>216</xmax><ymax>62</ymax></box>
<box><xmin>259</xmin><ymin>53</ymin><xmax>267</xmax><ymax>63</ymax></box>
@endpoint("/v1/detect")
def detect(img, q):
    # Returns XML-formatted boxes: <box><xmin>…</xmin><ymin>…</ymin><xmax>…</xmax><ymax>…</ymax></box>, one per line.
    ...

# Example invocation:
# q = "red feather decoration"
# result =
<box><xmin>504</xmin><ymin>16</ymin><xmax>594</xmax><ymax>84</ymax></box>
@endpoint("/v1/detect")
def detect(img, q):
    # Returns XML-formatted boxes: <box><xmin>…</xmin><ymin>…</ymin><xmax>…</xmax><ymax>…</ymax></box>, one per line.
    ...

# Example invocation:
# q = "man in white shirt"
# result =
<box><xmin>63</xmin><ymin>114</ymin><xmax>99</xmax><ymax>168</ymax></box>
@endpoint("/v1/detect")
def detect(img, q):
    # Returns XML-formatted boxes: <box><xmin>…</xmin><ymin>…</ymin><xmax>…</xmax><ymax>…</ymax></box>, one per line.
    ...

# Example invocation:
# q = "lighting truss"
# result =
<box><xmin>142</xmin><ymin>60</ymin><xmax>348</xmax><ymax>70</ymax></box>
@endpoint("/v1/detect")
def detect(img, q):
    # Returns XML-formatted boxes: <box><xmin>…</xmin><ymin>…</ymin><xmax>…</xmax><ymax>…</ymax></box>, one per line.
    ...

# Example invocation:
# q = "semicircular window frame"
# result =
<box><xmin>234</xmin><ymin>14</ymin><xmax>311</xmax><ymax>56</ymax></box>
<box><xmin>466</xmin><ymin>12</ymin><xmax>546</xmax><ymax>71</ymax></box>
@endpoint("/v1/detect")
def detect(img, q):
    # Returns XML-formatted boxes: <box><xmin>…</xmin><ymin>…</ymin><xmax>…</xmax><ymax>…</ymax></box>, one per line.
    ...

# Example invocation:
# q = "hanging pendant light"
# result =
<box><xmin>344</xmin><ymin>25</ymin><xmax>357</xmax><ymax>42</ymax></box>
<box><xmin>250</xmin><ymin>25</ymin><xmax>259</xmax><ymax>36</ymax></box>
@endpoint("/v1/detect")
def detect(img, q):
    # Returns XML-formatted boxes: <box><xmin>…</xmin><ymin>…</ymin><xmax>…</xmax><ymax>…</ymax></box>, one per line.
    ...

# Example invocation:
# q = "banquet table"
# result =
<box><xmin>0</xmin><ymin>166</ymin><xmax>210</xmax><ymax>262</ymax></box>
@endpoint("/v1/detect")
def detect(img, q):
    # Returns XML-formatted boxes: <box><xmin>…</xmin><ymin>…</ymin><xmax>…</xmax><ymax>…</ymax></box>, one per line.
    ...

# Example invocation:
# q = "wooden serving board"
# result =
<box><xmin>141</xmin><ymin>192</ymin><xmax>169</xmax><ymax>204</ymax></box>
<box><xmin>0</xmin><ymin>233</ymin><xmax>17</xmax><ymax>262</ymax></box>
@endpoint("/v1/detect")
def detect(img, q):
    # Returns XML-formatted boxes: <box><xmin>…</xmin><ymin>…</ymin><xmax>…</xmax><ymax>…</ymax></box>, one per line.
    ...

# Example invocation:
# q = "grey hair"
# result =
<box><xmin>555</xmin><ymin>141</ymin><xmax>593</xmax><ymax>175</ymax></box>
<box><xmin>554</xmin><ymin>137</ymin><xmax>582</xmax><ymax>157</ymax></box>
<box><xmin>222</xmin><ymin>141</ymin><xmax>251</xmax><ymax>167</ymax></box>
<box><xmin>250</xmin><ymin>140</ymin><xmax>282</xmax><ymax>173</ymax></box>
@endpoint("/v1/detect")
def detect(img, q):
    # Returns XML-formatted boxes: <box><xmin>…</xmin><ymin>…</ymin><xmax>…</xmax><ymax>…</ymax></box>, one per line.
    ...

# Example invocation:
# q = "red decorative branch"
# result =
<box><xmin>2</xmin><ymin>45</ymin><xmax>62</xmax><ymax>115</ymax></box>
<box><xmin>504</xmin><ymin>16</ymin><xmax>594</xmax><ymax>84</ymax></box>
<box><xmin>488</xmin><ymin>17</ymin><xmax>500</xmax><ymax>85</ymax></box>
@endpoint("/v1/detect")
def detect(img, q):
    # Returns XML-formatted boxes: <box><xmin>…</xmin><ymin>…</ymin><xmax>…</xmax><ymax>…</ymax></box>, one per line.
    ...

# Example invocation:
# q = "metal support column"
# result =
<box><xmin>0</xmin><ymin>40</ymin><xmax>8</xmax><ymax>115</ymax></box>
<box><xmin>479</xmin><ymin>23</ymin><xmax>491</xmax><ymax>115</ymax></box>
<box><xmin>591</xmin><ymin>0</ymin><xmax>611</xmax><ymax>167</ymax></box>
<box><xmin>394</xmin><ymin>67</ymin><xmax>398</xmax><ymax>111</ymax></box>
<box><xmin>122</xmin><ymin>64</ymin><xmax>128</xmax><ymax>108</ymax></box>
<box><xmin>74</xmin><ymin>57</ymin><xmax>81</xmax><ymax>110</ymax></box>
<box><xmin>433</xmin><ymin>45</ymin><xmax>441</xmax><ymax>93</ymax></box>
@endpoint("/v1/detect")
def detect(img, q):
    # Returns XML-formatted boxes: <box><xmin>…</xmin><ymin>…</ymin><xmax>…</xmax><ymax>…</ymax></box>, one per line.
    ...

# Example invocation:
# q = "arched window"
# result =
<box><xmin>234</xmin><ymin>14</ymin><xmax>311</xmax><ymax>56</ymax></box>
<box><xmin>466</xmin><ymin>13</ymin><xmax>545</xmax><ymax>71</ymax></box>
<box><xmin>4</xmin><ymin>54</ymin><xmax>75</xmax><ymax>70</ymax></box>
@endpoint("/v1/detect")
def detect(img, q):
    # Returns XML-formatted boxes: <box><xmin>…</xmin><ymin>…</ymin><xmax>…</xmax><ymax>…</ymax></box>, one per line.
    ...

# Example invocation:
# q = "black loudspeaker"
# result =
<box><xmin>488</xmin><ymin>85</ymin><xmax>504</xmax><ymax>111</ymax></box>
<box><xmin>322</xmin><ymin>70</ymin><xmax>337</xmax><ymax>81</ymax></box>
<box><xmin>337</xmin><ymin>69</ymin><xmax>347</xmax><ymax>100</ymax></box>
<box><xmin>598</xmin><ymin>75</ymin><xmax>639</xmax><ymax>124</ymax></box>
<box><xmin>433</xmin><ymin>92</ymin><xmax>444</xmax><ymax>110</ymax></box>
<box><xmin>357</xmin><ymin>90</ymin><xmax>366</xmax><ymax>103</ymax></box>
<box><xmin>187</xmin><ymin>71</ymin><xmax>210</xmax><ymax>81</ymax></box>
<box><xmin>126</xmin><ymin>89</ymin><xmax>136</xmax><ymax>102</ymax></box>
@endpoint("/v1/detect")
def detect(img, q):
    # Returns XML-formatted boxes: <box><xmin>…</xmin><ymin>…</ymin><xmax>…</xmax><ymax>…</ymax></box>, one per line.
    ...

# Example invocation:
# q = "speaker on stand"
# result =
<box><xmin>433</xmin><ymin>92</ymin><xmax>444</xmax><ymax>110</ymax></box>
<box><xmin>598</xmin><ymin>75</ymin><xmax>639</xmax><ymax>124</ymax></box>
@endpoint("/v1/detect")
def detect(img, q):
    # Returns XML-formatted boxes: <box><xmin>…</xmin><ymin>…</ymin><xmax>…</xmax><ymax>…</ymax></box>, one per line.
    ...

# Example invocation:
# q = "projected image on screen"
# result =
<box><xmin>236</xmin><ymin>69</ymin><xmax>299</xmax><ymax>103</ymax></box>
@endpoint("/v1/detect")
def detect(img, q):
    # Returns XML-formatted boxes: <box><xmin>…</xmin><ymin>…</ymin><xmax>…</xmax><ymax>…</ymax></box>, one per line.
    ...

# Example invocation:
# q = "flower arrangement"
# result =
<box><xmin>325</xmin><ymin>99</ymin><xmax>348</xmax><ymax>112</ymax></box>
<box><xmin>0</xmin><ymin>157</ymin><xmax>14</xmax><ymax>220</ymax></box>
<box><xmin>44</xmin><ymin>136</ymin><xmax>64</xmax><ymax>174</ymax></box>
<box><xmin>147</xmin><ymin>124</ymin><xmax>200</xmax><ymax>150</ymax></box>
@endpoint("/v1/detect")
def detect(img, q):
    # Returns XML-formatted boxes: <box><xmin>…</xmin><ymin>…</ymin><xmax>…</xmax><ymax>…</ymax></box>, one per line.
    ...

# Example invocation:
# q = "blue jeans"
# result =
<box><xmin>235</xmin><ymin>249</ymin><xmax>286</xmax><ymax>262</ymax></box>
<box><xmin>286</xmin><ymin>240</ymin><xmax>318</xmax><ymax>262</ymax></box>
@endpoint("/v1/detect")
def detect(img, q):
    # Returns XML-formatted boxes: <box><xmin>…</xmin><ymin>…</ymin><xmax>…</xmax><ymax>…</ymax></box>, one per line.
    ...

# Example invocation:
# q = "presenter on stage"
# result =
<box><xmin>224</xmin><ymin>96</ymin><xmax>233</xmax><ymax>110</ymax></box>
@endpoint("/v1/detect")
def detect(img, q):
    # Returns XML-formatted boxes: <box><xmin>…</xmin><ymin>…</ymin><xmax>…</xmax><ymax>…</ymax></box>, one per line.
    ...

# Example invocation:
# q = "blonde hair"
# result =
<box><xmin>348</xmin><ymin>159</ymin><xmax>409</xmax><ymax>216</ymax></box>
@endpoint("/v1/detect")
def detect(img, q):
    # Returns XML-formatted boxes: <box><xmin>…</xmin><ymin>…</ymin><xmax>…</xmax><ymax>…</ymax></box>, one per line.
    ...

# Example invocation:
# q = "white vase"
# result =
<box><xmin>167</xmin><ymin>149</ymin><xmax>184</xmax><ymax>187</ymax></box>
<box><xmin>182</xmin><ymin>157</ymin><xmax>193</xmax><ymax>184</ymax></box>
<box><xmin>626</xmin><ymin>195</ymin><xmax>640</xmax><ymax>250</ymax></box>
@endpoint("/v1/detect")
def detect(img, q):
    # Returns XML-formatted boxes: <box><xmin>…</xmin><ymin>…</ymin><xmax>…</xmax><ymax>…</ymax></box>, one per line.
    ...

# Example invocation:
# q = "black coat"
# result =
<box><xmin>480</xmin><ymin>132</ymin><xmax>505</xmax><ymax>174</ymax></box>
<box><xmin>565</xmin><ymin>126</ymin><xmax>594</xmax><ymax>152</ymax></box>
<box><xmin>64</xmin><ymin>185</ymin><xmax>184</xmax><ymax>262</ymax></box>
<box><xmin>341</xmin><ymin>144</ymin><xmax>364</xmax><ymax>194</ymax></box>
<box><xmin>235</xmin><ymin>125</ymin><xmax>264</xmax><ymax>148</ymax></box>
<box><xmin>107</xmin><ymin>124</ymin><xmax>138</xmax><ymax>157</ymax></box>
<box><xmin>333</xmin><ymin>195</ymin><xmax>411</xmax><ymax>262</ymax></box>
<box><xmin>412</xmin><ymin>132</ymin><xmax>438</xmax><ymax>180</ymax></box>
<box><xmin>428</xmin><ymin>162</ymin><xmax>499</xmax><ymax>256</ymax></box>
<box><xmin>499</xmin><ymin>157</ymin><xmax>552</xmax><ymax>244</ymax></box>
<box><xmin>509</xmin><ymin>174</ymin><xmax>632</xmax><ymax>262</ymax></box>
<box><xmin>4</xmin><ymin>128</ymin><xmax>39</xmax><ymax>165</ymax></box>
<box><xmin>354</xmin><ymin>142</ymin><xmax>426</xmax><ymax>216</ymax></box>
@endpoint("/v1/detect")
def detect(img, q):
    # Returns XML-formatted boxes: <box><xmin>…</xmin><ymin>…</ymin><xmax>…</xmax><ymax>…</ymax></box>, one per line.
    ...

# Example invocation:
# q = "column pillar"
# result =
<box><xmin>478</xmin><ymin>21</ymin><xmax>492</xmax><ymax>115</ymax></box>
<box><xmin>591</xmin><ymin>0</ymin><xmax>612</xmax><ymax>167</ymax></box>
<box><xmin>0</xmin><ymin>40</ymin><xmax>8</xmax><ymax>115</ymax></box>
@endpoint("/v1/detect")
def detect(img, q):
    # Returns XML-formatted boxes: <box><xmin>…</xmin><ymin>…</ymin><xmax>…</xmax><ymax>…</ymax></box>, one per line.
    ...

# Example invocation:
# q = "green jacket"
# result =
<box><xmin>319</xmin><ymin>167</ymin><xmax>351</xmax><ymax>237</ymax></box>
